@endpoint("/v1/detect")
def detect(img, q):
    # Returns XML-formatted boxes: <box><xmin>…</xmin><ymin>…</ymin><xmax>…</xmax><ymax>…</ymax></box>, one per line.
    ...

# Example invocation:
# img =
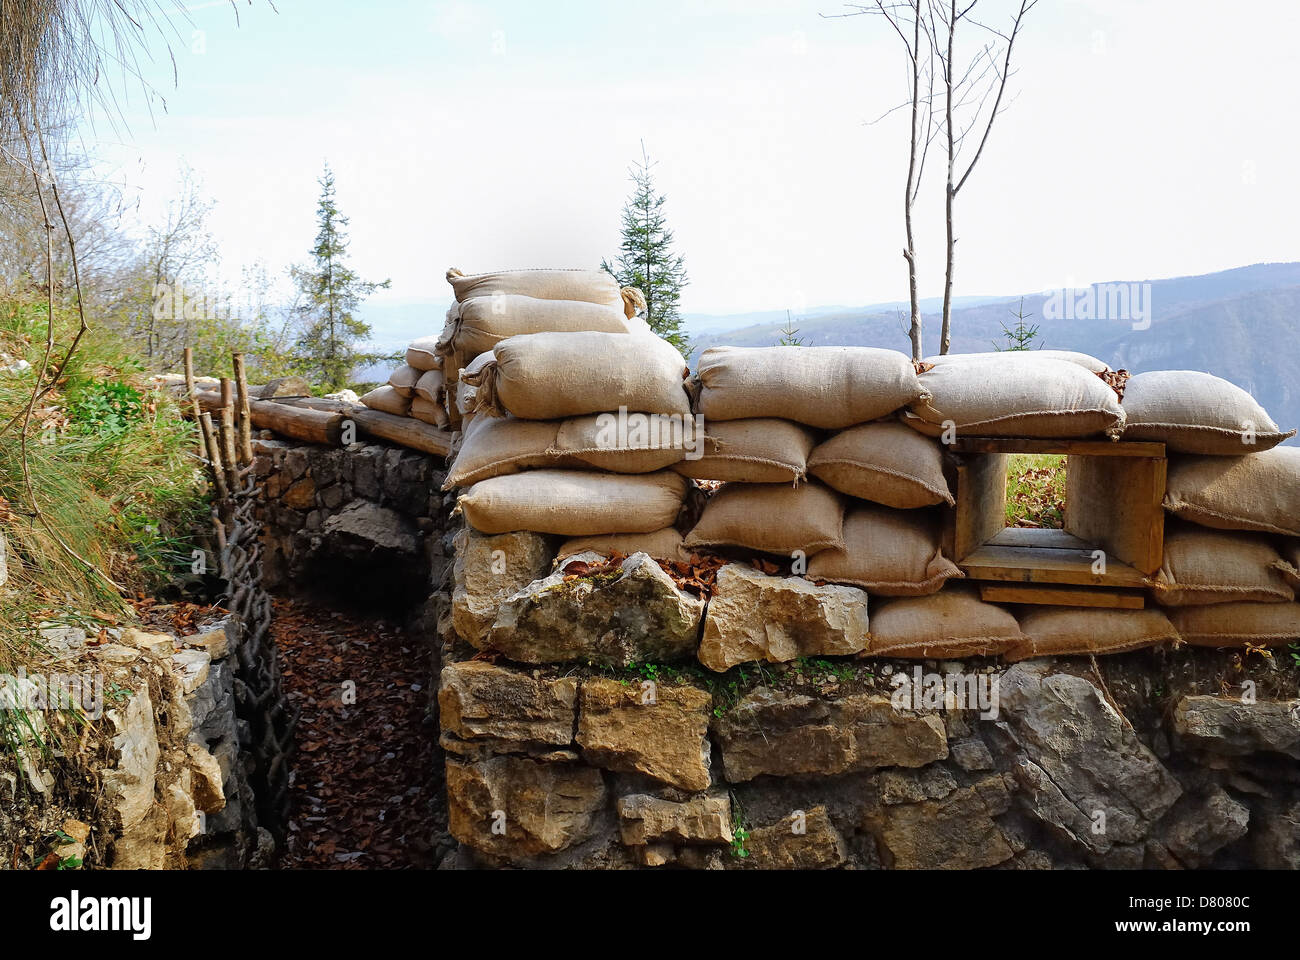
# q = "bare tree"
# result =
<box><xmin>929</xmin><ymin>0</ymin><xmax>1037</xmax><ymax>355</ymax></box>
<box><xmin>832</xmin><ymin>0</ymin><xmax>1035</xmax><ymax>357</ymax></box>
<box><xmin>828</xmin><ymin>2</ymin><xmax>937</xmax><ymax>361</ymax></box>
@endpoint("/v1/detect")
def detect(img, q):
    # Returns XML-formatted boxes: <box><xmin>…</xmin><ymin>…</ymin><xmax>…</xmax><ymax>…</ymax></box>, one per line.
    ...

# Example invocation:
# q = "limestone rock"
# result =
<box><xmin>1173</xmin><ymin>696</ymin><xmax>1300</xmax><ymax>758</ymax></box>
<box><xmin>186</xmin><ymin>742</ymin><xmax>227</xmax><ymax>813</ymax></box>
<box><xmin>53</xmin><ymin>819</ymin><xmax>90</xmax><ymax>864</ymax></box>
<box><xmin>93</xmin><ymin>644</ymin><xmax>141</xmax><ymax>665</ymax></box>
<box><xmin>577</xmin><ymin>677</ymin><xmax>713</xmax><ymax>791</ymax></box>
<box><xmin>487</xmin><ymin>553</ymin><xmax>705</xmax><ymax>667</ymax></box>
<box><xmin>184</xmin><ymin>622</ymin><xmax>234</xmax><ymax>661</ymax></box>
<box><xmin>321</xmin><ymin>500</ymin><xmax>420</xmax><ymax>557</ymax></box>
<box><xmin>713</xmin><ymin>687</ymin><xmax>948</xmax><ymax>782</ymax></box>
<box><xmin>102</xmin><ymin>684</ymin><xmax>159</xmax><ymax>836</ymax></box>
<box><xmin>867</xmin><ymin>774</ymin><xmax>1016</xmax><ymax>869</ymax></box>
<box><xmin>121</xmin><ymin>627</ymin><xmax>175</xmax><ymax>657</ymax></box>
<box><xmin>452</xmin><ymin>528</ymin><xmax>554</xmax><ymax>645</ymax></box>
<box><xmin>698</xmin><ymin>564</ymin><xmax>869</xmax><ymax>672</ymax></box>
<box><xmin>439</xmin><ymin>660</ymin><xmax>577</xmax><ymax>754</ymax></box>
<box><xmin>445</xmin><ymin>756</ymin><xmax>606</xmax><ymax>859</ymax></box>
<box><xmin>746</xmin><ymin>806</ymin><xmax>849</xmax><ymax>870</ymax></box>
<box><xmin>995</xmin><ymin>661</ymin><xmax>1182</xmax><ymax>855</ymax></box>
<box><xmin>1157</xmin><ymin>786</ymin><xmax>1250</xmax><ymax>868</ymax></box>
<box><xmin>171</xmin><ymin>648</ymin><xmax>211</xmax><ymax>695</ymax></box>
<box><xmin>1251</xmin><ymin>798</ymin><xmax>1300</xmax><ymax>869</ymax></box>
<box><xmin>616</xmin><ymin>793</ymin><xmax>732</xmax><ymax>846</ymax></box>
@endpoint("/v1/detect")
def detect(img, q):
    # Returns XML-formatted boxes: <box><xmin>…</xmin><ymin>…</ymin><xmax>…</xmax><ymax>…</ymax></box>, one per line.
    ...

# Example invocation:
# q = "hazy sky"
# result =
<box><xmin>82</xmin><ymin>0</ymin><xmax>1300</xmax><ymax>316</ymax></box>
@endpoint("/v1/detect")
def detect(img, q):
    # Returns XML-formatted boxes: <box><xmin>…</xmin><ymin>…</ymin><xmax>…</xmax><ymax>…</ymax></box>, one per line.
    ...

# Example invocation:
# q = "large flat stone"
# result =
<box><xmin>745</xmin><ymin>806</ymin><xmax>849</xmax><ymax>870</ymax></box>
<box><xmin>445</xmin><ymin>756</ymin><xmax>606</xmax><ymax>860</ymax></box>
<box><xmin>866</xmin><ymin>774</ymin><xmax>1016</xmax><ymax>869</ymax></box>
<box><xmin>452</xmin><ymin>529</ymin><xmax>554</xmax><ymax>646</ymax></box>
<box><xmin>713</xmin><ymin>687</ymin><xmax>948</xmax><ymax>782</ymax></box>
<box><xmin>438</xmin><ymin>660</ymin><xmax>577</xmax><ymax>755</ymax></box>
<box><xmin>698</xmin><ymin>564</ymin><xmax>869</xmax><ymax>672</ymax></box>
<box><xmin>487</xmin><ymin>553</ymin><xmax>705</xmax><ymax>667</ymax></box>
<box><xmin>616</xmin><ymin>793</ymin><xmax>732</xmax><ymax>846</ymax></box>
<box><xmin>577</xmin><ymin>677</ymin><xmax>713</xmax><ymax>791</ymax></box>
<box><xmin>1173</xmin><ymin>696</ymin><xmax>1300</xmax><ymax>758</ymax></box>
<box><xmin>996</xmin><ymin>661</ymin><xmax>1182</xmax><ymax>855</ymax></box>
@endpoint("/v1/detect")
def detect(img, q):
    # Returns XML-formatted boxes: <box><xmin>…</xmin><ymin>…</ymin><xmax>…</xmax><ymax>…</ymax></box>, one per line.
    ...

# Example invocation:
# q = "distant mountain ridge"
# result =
<box><xmin>356</xmin><ymin>262</ymin><xmax>1300</xmax><ymax>441</ymax></box>
<box><xmin>684</xmin><ymin>262</ymin><xmax>1300</xmax><ymax>443</ymax></box>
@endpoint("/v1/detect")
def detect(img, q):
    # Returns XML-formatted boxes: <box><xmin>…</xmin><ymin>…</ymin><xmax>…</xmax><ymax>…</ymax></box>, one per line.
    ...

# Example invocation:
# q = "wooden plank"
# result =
<box><xmin>950</xmin><ymin>452</ymin><xmax>1008</xmax><ymax>562</ymax></box>
<box><xmin>979</xmin><ymin>583</ymin><xmax>1147</xmax><ymax>609</ymax></box>
<box><xmin>960</xmin><ymin>543</ymin><xmax>1152</xmax><ymax>587</ymax></box>
<box><xmin>988</xmin><ymin>527</ymin><xmax>1091</xmax><ymax>551</ymax></box>
<box><xmin>950</xmin><ymin>437</ymin><xmax>1165</xmax><ymax>458</ymax></box>
<box><xmin>1066</xmin><ymin>455</ymin><xmax>1165</xmax><ymax>574</ymax></box>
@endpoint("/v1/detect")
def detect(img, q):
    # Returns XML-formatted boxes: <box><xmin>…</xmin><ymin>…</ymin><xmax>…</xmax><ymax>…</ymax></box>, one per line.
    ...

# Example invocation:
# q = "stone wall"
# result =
<box><xmin>254</xmin><ymin>438</ymin><xmax>451</xmax><ymax>618</ymax></box>
<box><xmin>437</xmin><ymin>532</ymin><xmax>1300</xmax><ymax>870</ymax></box>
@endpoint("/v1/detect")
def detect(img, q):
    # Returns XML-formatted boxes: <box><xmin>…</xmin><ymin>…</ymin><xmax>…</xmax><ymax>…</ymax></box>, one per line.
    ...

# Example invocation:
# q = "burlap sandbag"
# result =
<box><xmin>439</xmin><ymin>295</ymin><xmax>634</xmax><ymax>360</ymax></box>
<box><xmin>388</xmin><ymin>364</ymin><xmax>421</xmax><ymax>398</ymax></box>
<box><xmin>410</xmin><ymin>396</ymin><xmax>450</xmax><ymax>429</ymax></box>
<box><xmin>414</xmin><ymin>370</ymin><xmax>445</xmax><ymax>405</ymax></box>
<box><xmin>673</xmin><ymin>419</ymin><xmax>819</xmax><ymax>484</ymax></box>
<box><xmin>446</xmin><ymin>267</ymin><xmax>624</xmax><ymax>310</ymax></box>
<box><xmin>443</xmin><ymin>417</ymin><xmax>569</xmax><ymax>489</ymax></box>
<box><xmin>808</xmin><ymin>420</ymin><xmax>953</xmax><ymax>509</ymax></box>
<box><xmin>904</xmin><ymin>356</ymin><xmax>1125</xmax><ymax>439</ymax></box>
<box><xmin>1164</xmin><ymin>447</ymin><xmax>1300</xmax><ymax>537</ymax></box>
<box><xmin>696</xmin><ymin>346</ymin><xmax>925</xmax><ymax>430</ymax></box>
<box><xmin>806</xmin><ymin>504</ymin><xmax>963</xmax><ymax>596</ymax></box>
<box><xmin>867</xmin><ymin>587</ymin><xmax>1022</xmax><ymax>658</ymax></box>
<box><xmin>458</xmin><ymin>470</ymin><xmax>687</xmax><ymax>537</ymax></box>
<box><xmin>556</xmin><ymin>528</ymin><xmax>689</xmax><ymax>563</ymax></box>
<box><xmin>551</xmin><ymin>414</ymin><xmax>689</xmax><ymax>473</ymax></box>
<box><xmin>1152</xmin><ymin>523</ymin><xmax>1295</xmax><ymax>607</ymax></box>
<box><xmin>1005</xmin><ymin>607</ymin><xmax>1179</xmax><ymax>662</ymax></box>
<box><xmin>923</xmin><ymin>350</ymin><xmax>1110</xmax><ymax>374</ymax></box>
<box><xmin>1279</xmin><ymin>541</ymin><xmax>1300</xmax><ymax>590</ymax></box>
<box><xmin>684</xmin><ymin>481</ymin><xmax>845</xmax><ymax>556</ymax></box>
<box><xmin>1168</xmin><ymin>601</ymin><xmax>1300</xmax><ymax>648</ymax></box>
<box><xmin>1121</xmin><ymin>370</ymin><xmax>1294</xmax><ymax>455</ymax></box>
<box><xmin>466</xmin><ymin>331</ymin><xmax>691</xmax><ymax>420</ymax></box>
<box><xmin>360</xmin><ymin>385</ymin><xmax>411</xmax><ymax>417</ymax></box>
<box><xmin>455</xmin><ymin>352</ymin><xmax>494</xmax><ymax>416</ymax></box>
<box><xmin>406</xmin><ymin>336</ymin><xmax>441</xmax><ymax>372</ymax></box>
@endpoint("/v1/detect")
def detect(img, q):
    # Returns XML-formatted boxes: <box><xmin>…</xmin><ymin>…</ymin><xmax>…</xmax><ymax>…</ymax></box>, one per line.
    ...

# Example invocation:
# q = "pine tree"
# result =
<box><xmin>601</xmin><ymin>144</ymin><xmax>690</xmax><ymax>354</ymax></box>
<box><xmin>291</xmin><ymin>165</ymin><xmax>390</xmax><ymax>391</ymax></box>
<box><xmin>778</xmin><ymin>310</ymin><xmax>806</xmax><ymax>346</ymax></box>
<box><xmin>993</xmin><ymin>297</ymin><xmax>1041</xmax><ymax>351</ymax></box>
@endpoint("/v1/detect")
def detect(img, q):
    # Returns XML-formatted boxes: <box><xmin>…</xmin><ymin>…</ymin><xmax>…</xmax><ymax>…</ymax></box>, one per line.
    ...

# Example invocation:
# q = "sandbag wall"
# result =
<box><xmin>430</xmin><ymin>274</ymin><xmax>1300</xmax><ymax>869</ymax></box>
<box><xmin>439</xmin><ymin>286</ymin><xmax>1300</xmax><ymax>663</ymax></box>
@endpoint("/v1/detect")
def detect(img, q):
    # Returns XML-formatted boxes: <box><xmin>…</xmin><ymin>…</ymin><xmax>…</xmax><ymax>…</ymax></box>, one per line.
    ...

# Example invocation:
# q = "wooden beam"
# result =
<box><xmin>979</xmin><ymin>583</ymin><xmax>1147</xmax><ymax>609</ymax></box>
<box><xmin>193</xmin><ymin>390</ymin><xmax>344</xmax><ymax>447</ymax></box>
<box><xmin>1066</xmin><ymin>455</ymin><xmax>1166</xmax><ymax>574</ymax></box>
<box><xmin>947</xmin><ymin>452</ymin><xmax>1007</xmax><ymax>562</ymax></box>
<box><xmin>949</xmin><ymin>437</ymin><xmax>1166</xmax><ymax>458</ymax></box>
<box><xmin>344</xmin><ymin>407</ymin><xmax>453</xmax><ymax>457</ymax></box>
<box><xmin>960</xmin><ymin>538</ymin><xmax>1152</xmax><ymax>588</ymax></box>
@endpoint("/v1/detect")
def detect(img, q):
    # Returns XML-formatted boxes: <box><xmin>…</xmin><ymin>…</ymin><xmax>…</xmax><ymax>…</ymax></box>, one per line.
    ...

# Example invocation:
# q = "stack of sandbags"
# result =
<box><xmin>446</xmin><ymin>318</ymin><xmax>697</xmax><ymax>553</ymax></box>
<box><xmin>359</xmin><ymin>355</ymin><xmax>451</xmax><ymax>429</ymax></box>
<box><xmin>1153</xmin><ymin>443</ymin><xmax>1300</xmax><ymax>649</ymax></box>
<box><xmin>435</xmin><ymin>268</ymin><xmax>651</xmax><ymax>430</ymax></box>
<box><xmin>679</xmin><ymin>346</ymin><xmax>964</xmax><ymax>598</ymax></box>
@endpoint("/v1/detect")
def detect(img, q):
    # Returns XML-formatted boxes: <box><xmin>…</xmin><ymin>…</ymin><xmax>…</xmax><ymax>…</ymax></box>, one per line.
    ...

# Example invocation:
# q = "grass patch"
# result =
<box><xmin>1005</xmin><ymin>453</ymin><xmax>1065</xmax><ymax>528</ymax></box>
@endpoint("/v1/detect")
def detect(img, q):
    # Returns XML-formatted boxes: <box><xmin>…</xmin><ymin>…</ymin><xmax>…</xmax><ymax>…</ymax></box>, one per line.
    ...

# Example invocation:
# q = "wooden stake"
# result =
<box><xmin>199</xmin><ymin>412</ymin><xmax>228</xmax><ymax>500</ymax></box>
<box><xmin>184</xmin><ymin>347</ymin><xmax>208</xmax><ymax>462</ymax></box>
<box><xmin>220</xmin><ymin>405</ymin><xmax>240</xmax><ymax>495</ymax></box>
<box><xmin>232</xmin><ymin>352</ymin><xmax>254</xmax><ymax>466</ymax></box>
